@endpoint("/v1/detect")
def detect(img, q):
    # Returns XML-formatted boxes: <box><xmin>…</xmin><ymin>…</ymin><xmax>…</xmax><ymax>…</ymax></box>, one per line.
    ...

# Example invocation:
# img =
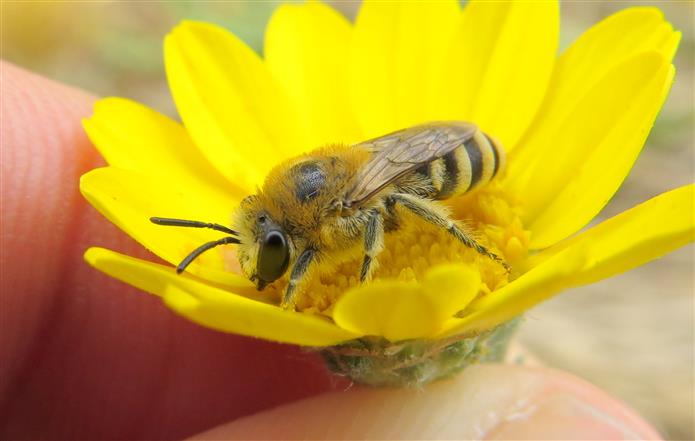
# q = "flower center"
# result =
<box><xmin>265</xmin><ymin>183</ymin><xmax>530</xmax><ymax>315</ymax></box>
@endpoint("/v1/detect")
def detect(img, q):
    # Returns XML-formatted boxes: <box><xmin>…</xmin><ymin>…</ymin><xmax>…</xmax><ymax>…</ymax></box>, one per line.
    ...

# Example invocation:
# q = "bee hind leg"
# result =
<box><xmin>388</xmin><ymin>193</ymin><xmax>510</xmax><ymax>272</ymax></box>
<box><xmin>360</xmin><ymin>209</ymin><xmax>385</xmax><ymax>282</ymax></box>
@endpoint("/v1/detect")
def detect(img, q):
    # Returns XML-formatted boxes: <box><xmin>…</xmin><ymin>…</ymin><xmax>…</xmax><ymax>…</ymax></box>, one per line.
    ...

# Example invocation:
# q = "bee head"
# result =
<box><xmin>233</xmin><ymin>195</ymin><xmax>292</xmax><ymax>291</ymax></box>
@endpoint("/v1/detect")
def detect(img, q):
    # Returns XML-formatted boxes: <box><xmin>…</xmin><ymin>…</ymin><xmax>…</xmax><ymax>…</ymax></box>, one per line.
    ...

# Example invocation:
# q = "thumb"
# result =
<box><xmin>190</xmin><ymin>364</ymin><xmax>662</xmax><ymax>440</ymax></box>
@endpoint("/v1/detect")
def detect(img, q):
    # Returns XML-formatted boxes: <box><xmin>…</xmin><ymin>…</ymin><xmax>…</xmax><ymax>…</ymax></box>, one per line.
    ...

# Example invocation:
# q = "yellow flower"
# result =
<box><xmin>81</xmin><ymin>2</ymin><xmax>692</xmax><ymax>350</ymax></box>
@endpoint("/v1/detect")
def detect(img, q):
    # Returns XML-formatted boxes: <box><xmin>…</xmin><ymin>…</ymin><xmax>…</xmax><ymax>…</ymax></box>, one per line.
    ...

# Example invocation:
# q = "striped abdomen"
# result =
<box><xmin>416</xmin><ymin>129</ymin><xmax>505</xmax><ymax>199</ymax></box>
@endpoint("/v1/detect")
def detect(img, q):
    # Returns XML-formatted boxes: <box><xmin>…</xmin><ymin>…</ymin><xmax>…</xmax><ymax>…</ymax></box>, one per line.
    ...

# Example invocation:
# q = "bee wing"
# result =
<box><xmin>345</xmin><ymin>122</ymin><xmax>477</xmax><ymax>207</ymax></box>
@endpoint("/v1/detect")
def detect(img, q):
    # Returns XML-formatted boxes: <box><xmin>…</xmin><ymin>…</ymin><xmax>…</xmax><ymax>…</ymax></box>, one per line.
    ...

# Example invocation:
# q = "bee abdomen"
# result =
<box><xmin>428</xmin><ymin>129</ymin><xmax>505</xmax><ymax>199</ymax></box>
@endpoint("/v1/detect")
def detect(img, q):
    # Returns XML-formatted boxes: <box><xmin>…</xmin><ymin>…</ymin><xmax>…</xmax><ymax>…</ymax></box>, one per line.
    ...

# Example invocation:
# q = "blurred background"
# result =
<box><xmin>2</xmin><ymin>1</ymin><xmax>693</xmax><ymax>439</ymax></box>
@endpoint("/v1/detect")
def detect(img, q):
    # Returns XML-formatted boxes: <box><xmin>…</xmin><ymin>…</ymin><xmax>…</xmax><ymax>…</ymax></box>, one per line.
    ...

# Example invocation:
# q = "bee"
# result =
<box><xmin>151</xmin><ymin>122</ymin><xmax>508</xmax><ymax>309</ymax></box>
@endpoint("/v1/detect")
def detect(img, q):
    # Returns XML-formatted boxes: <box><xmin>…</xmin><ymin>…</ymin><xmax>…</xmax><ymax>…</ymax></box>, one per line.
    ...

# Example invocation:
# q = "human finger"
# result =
<box><xmin>0</xmin><ymin>62</ymin><xmax>339</xmax><ymax>440</ymax></box>
<box><xmin>191</xmin><ymin>364</ymin><xmax>662</xmax><ymax>440</ymax></box>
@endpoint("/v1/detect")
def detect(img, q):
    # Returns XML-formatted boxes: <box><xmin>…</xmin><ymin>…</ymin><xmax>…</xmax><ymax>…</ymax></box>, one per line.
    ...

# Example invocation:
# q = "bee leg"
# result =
<box><xmin>281</xmin><ymin>248</ymin><xmax>315</xmax><ymax>309</ymax></box>
<box><xmin>388</xmin><ymin>194</ymin><xmax>510</xmax><ymax>272</ymax></box>
<box><xmin>360</xmin><ymin>209</ymin><xmax>384</xmax><ymax>282</ymax></box>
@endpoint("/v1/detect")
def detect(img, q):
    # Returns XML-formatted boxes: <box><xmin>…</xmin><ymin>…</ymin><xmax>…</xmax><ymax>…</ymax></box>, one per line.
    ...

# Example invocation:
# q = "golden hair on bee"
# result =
<box><xmin>151</xmin><ymin>122</ymin><xmax>508</xmax><ymax>309</ymax></box>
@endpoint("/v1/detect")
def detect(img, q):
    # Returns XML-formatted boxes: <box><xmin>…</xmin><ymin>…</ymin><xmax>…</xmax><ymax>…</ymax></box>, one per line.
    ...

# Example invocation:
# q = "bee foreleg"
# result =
<box><xmin>360</xmin><ymin>209</ymin><xmax>384</xmax><ymax>282</ymax></box>
<box><xmin>388</xmin><ymin>194</ymin><xmax>510</xmax><ymax>272</ymax></box>
<box><xmin>282</xmin><ymin>248</ymin><xmax>315</xmax><ymax>309</ymax></box>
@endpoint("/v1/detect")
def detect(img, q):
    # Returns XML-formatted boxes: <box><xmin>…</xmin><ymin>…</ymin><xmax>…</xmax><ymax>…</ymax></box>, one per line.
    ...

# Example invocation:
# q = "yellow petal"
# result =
<box><xmin>333</xmin><ymin>264</ymin><xmax>481</xmax><ymax>341</ymax></box>
<box><xmin>506</xmin><ymin>52</ymin><xmax>673</xmax><ymax>249</ymax></box>
<box><xmin>85</xmin><ymin>248</ymin><xmax>359</xmax><ymax>346</ymax></box>
<box><xmin>441</xmin><ymin>184</ymin><xmax>695</xmax><ymax>337</ymax></box>
<box><xmin>265</xmin><ymin>2</ymin><xmax>361</xmax><ymax>146</ymax></box>
<box><xmin>165</xmin><ymin>21</ymin><xmax>307</xmax><ymax>192</ymax></box>
<box><xmin>423</xmin><ymin>264</ymin><xmax>482</xmax><ymax>318</ymax></box>
<box><xmin>506</xmin><ymin>7</ymin><xmax>680</xmax><ymax>248</ymax></box>
<box><xmin>80</xmin><ymin>167</ymin><xmax>244</xmax><ymax>286</ymax></box>
<box><xmin>516</xmin><ymin>7</ymin><xmax>679</xmax><ymax>151</ymax></box>
<box><xmin>350</xmin><ymin>0</ymin><xmax>460</xmax><ymax>137</ymax></box>
<box><xmin>436</xmin><ymin>0</ymin><xmax>559</xmax><ymax>149</ymax></box>
<box><xmin>83</xmin><ymin>97</ymin><xmax>239</xmax><ymax>197</ymax></box>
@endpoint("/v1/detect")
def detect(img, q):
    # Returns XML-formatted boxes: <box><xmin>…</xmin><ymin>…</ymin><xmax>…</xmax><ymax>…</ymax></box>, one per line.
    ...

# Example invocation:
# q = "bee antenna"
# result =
<box><xmin>150</xmin><ymin>217</ymin><xmax>239</xmax><ymax>236</ymax></box>
<box><xmin>176</xmin><ymin>236</ymin><xmax>241</xmax><ymax>274</ymax></box>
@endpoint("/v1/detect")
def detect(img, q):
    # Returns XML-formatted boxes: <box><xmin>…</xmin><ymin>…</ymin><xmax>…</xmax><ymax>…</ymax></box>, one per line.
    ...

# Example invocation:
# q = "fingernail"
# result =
<box><xmin>485</xmin><ymin>392</ymin><xmax>662</xmax><ymax>440</ymax></box>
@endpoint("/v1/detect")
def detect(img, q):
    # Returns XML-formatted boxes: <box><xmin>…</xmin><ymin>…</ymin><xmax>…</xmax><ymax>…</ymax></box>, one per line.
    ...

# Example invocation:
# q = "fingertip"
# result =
<box><xmin>1</xmin><ymin>60</ymin><xmax>98</xmax><ymax>236</ymax></box>
<box><xmin>485</xmin><ymin>367</ymin><xmax>663</xmax><ymax>440</ymax></box>
<box><xmin>0</xmin><ymin>61</ymin><xmax>98</xmax><ymax>398</ymax></box>
<box><xmin>190</xmin><ymin>364</ymin><xmax>662</xmax><ymax>440</ymax></box>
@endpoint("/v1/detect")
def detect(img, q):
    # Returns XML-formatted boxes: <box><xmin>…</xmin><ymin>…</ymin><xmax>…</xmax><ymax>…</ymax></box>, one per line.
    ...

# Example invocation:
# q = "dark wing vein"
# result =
<box><xmin>345</xmin><ymin>122</ymin><xmax>477</xmax><ymax>207</ymax></box>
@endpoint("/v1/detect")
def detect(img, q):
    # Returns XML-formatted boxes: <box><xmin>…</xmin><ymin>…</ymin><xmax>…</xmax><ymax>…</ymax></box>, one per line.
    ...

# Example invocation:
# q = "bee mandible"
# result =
<box><xmin>152</xmin><ymin>122</ymin><xmax>509</xmax><ymax>309</ymax></box>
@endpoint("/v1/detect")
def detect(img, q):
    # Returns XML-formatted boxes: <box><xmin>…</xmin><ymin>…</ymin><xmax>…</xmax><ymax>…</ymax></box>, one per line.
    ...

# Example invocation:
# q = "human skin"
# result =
<box><xmin>0</xmin><ymin>61</ymin><xmax>662</xmax><ymax>440</ymax></box>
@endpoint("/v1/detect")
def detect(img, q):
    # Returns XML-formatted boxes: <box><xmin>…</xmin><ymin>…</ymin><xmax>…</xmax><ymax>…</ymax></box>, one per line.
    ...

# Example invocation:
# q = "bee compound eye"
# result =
<box><xmin>257</xmin><ymin>230</ymin><xmax>290</xmax><ymax>285</ymax></box>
